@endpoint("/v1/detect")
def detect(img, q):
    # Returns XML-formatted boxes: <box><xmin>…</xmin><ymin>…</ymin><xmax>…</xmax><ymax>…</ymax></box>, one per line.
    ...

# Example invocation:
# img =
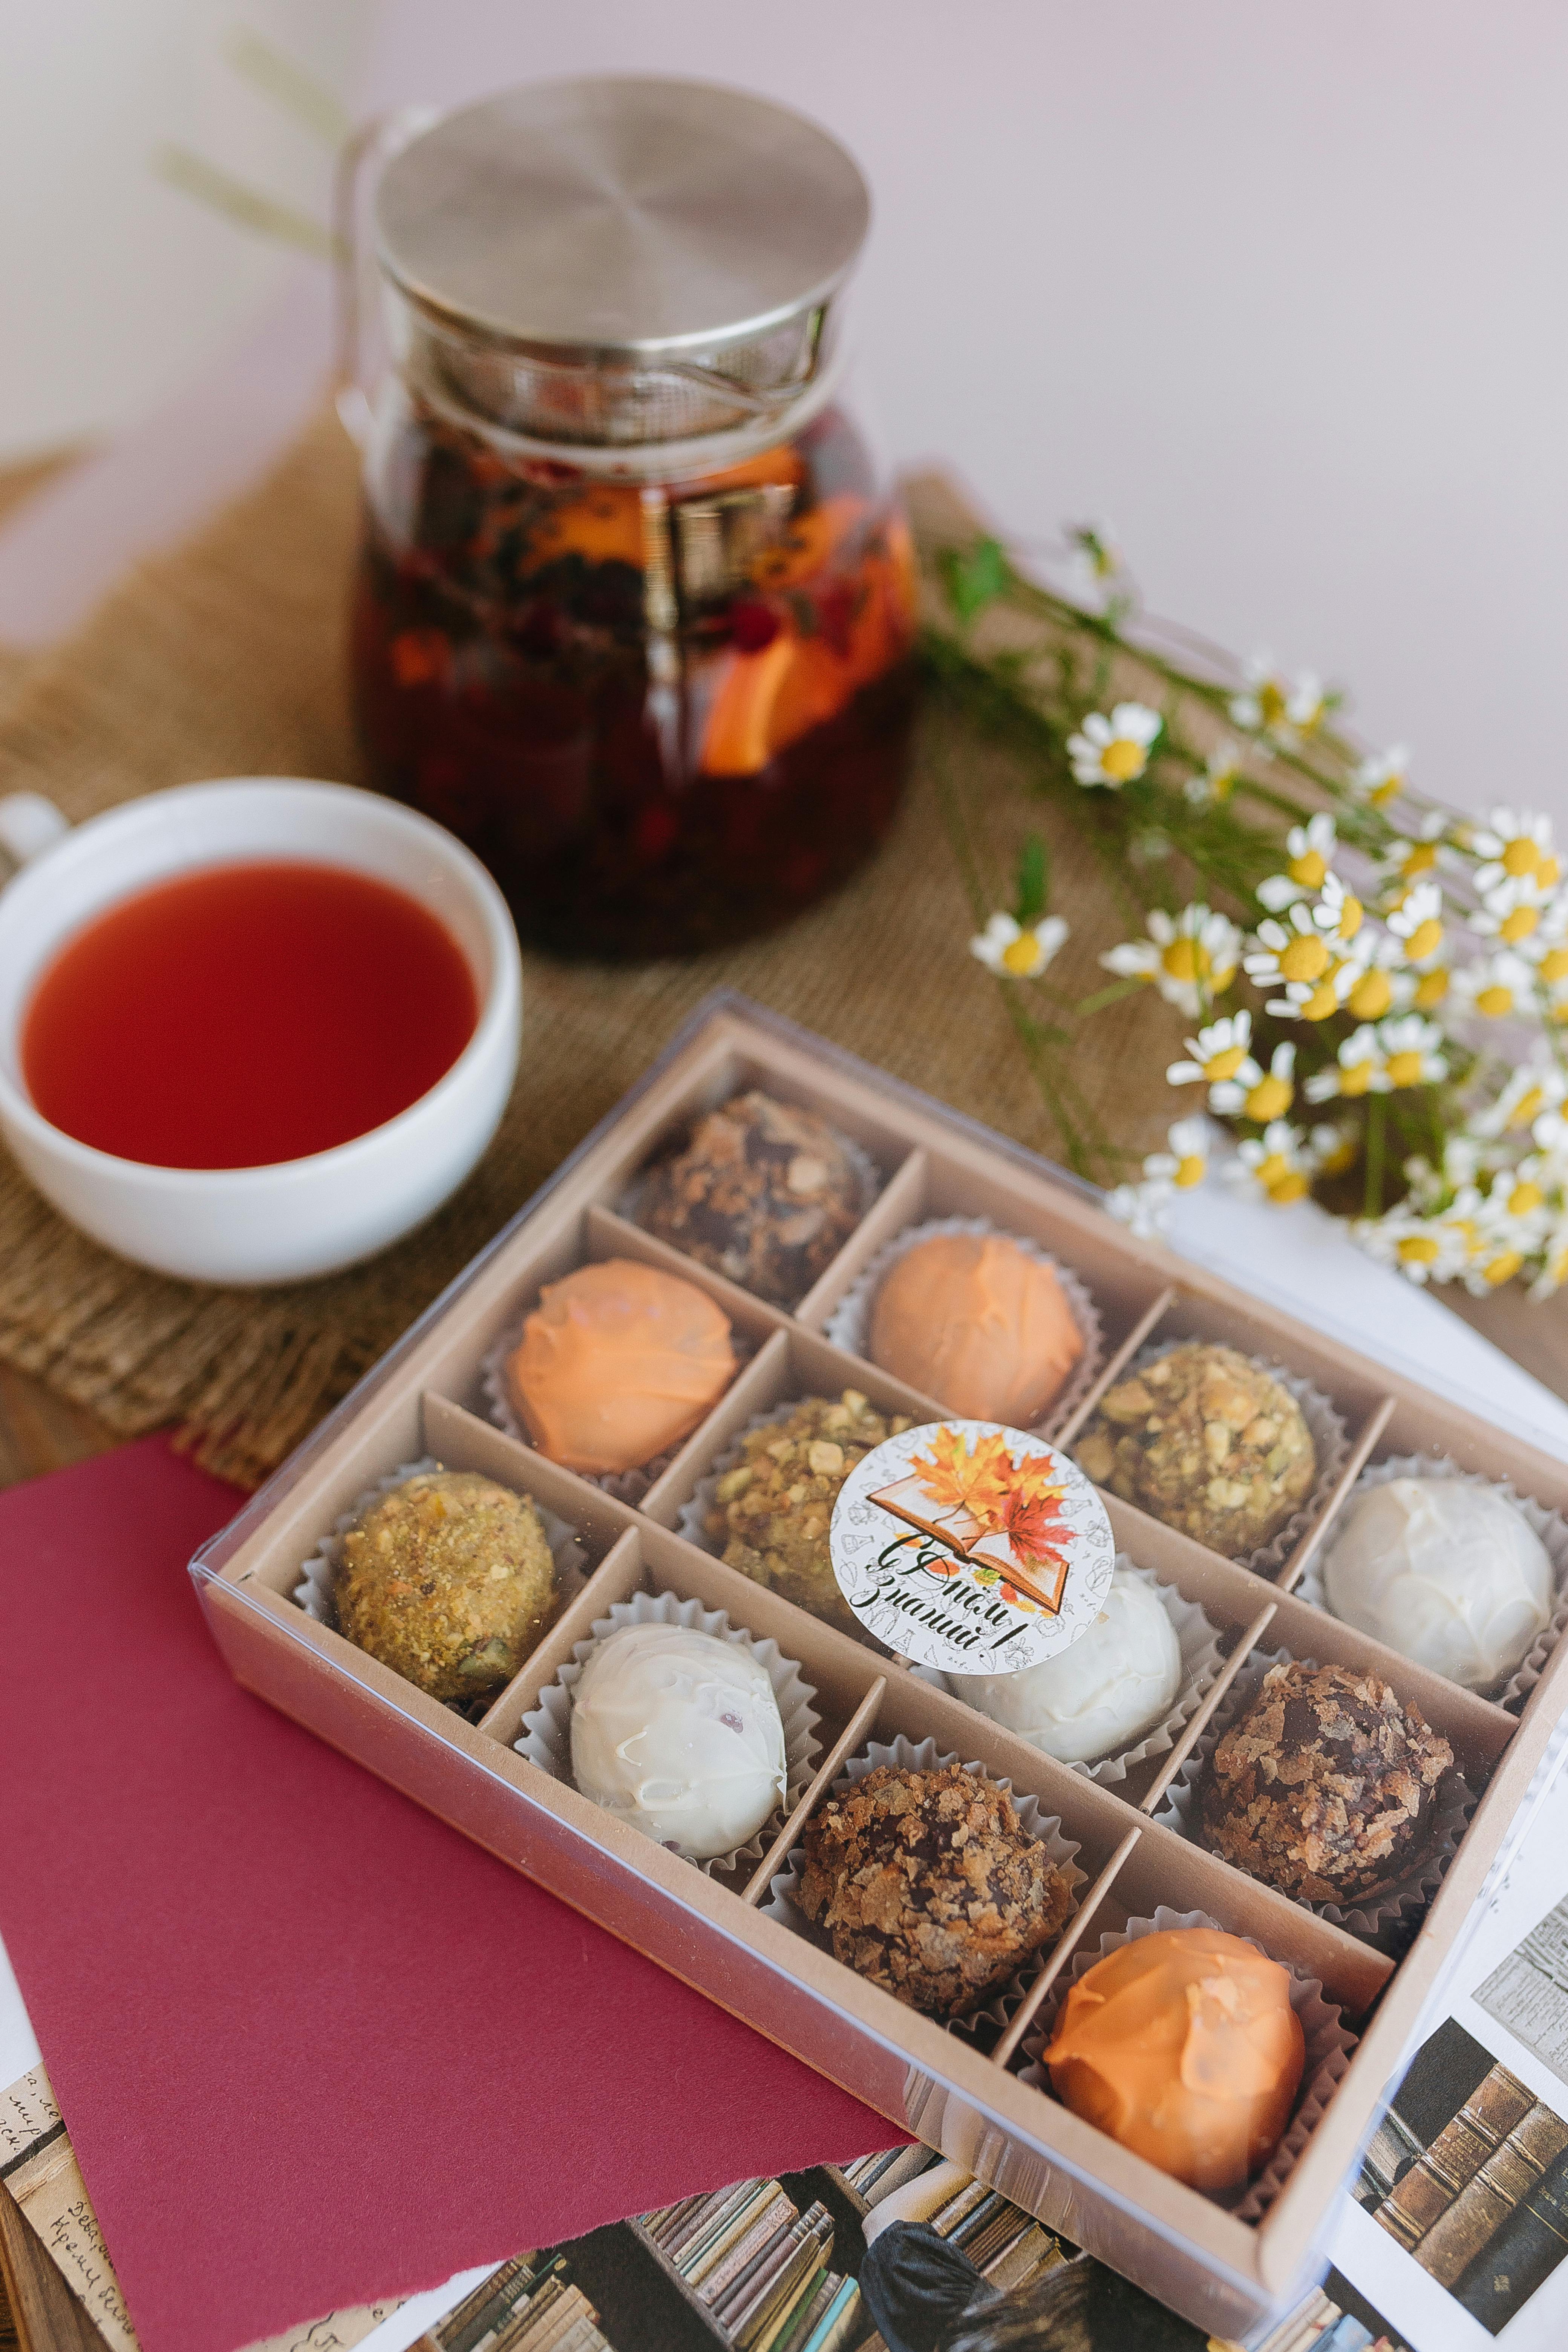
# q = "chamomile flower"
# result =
<box><xmin>1225</xmin><ymin>1119</ymin><xmax>1315</xmax><ymax>1205</ymax></box>
<box><xmin>1313</xmin><ymin>871</ymin><xmax>1365</xmax><ymax>947</ymax></box>
<box><xmin>1184</xmin><ymin>742</ymin><xmax>1245</xmax><ymax>807</ymax></box>
<box><xmin>1166</xmin><ymin>1012</ymin><xmax>1259</xmax><ymax>1105</ymax></box>
<box><xmin>1244</xmin><ymin>902</ymin><xmax>1336</xmax><ymax>992</ymax></box>
<box><xmin>1105</xmin><ymin>1118</ymin><xmax>1210</xmax><ymax>1238</ymax></box>
<box><xmin>1230</xmin><ymin>655</ymin><xmax>1327</xmax><ymax>743</ymax></box>
<box><xmin>1067</xmin><ymin>701</ymin><xmax>1162</xmax><ymax>789</ymax></box>
<box><xmin>1266</xmin><ymin>951</ymin><xmax>1364</xmax><ymax>1024</ymax></box>
<box><xmin>970</xmin><ymin>911</ymin><xmax>1070</xmax><ymax>979</ymax></box>
<box><xmin>1376</xmin><ymin>1015</ymin><xmax>1448</xmax><ymax>1090</ymax></box>
<box><xmin>1471</xmin><ymin>809</ymin><xmax>1559</xmax><ymax>895</ymax></box>
<box><xmin>1340</xmin><ymin>933</ymin><xmax>1405</xmax><ymax>1024</ymax></box>
<box><xmin>1067</xmin><ymin>521</ymin><xmax>1124</xmax><ymax>603</ymax></box>
<box><xmin>1386</xmin><ymin>881</ymin><xmax>1444</xmax><ymax>966</ymax></box>
<box><xmin>1305</xmin><ymin>1026</ymin><xmax>1385</xmax><ymax>1102</ymax></box>
<box><xmin>1449</xmin><ymin>950</ymin><xmax>1537</xmax><ymax>1021</ymax></box>
<box><xmin>1218</xmin><ymin>1041</ymin><xmax>1297</xmax><ymax>1122</ymax></box>
<box><xmin>1309</xmin><ymin>1122</ymin><xmax>1358</xmax><ymax>1177</ymax></box>
<box><xmin>1530</xmin><ymin>1218</ymin><xmax>1568</xmax><ymax>1300</ymax></box>
<box><xmin>1354</xmin><ymin>746</ymin><xmax>1410</xmax><ymax>809</ymax></box>
<box><xmin>1470</xmin><ymin>871</ymin><xmax>1555</xmax><ymax>948</ymax></box>
<box><xmin>1378</xmin><ymin>812</ymin><xmax>1451</xmax><ymax>905</ymax></box>
<box><xmin>1472</xmin><ymin>1059</ymin><xmax>1567</xmax><ymax>1139</ymax></box>
<box><xmin>1353</xmin><ymin>1209</ymin><xmax>1470</xmax><ymax>1286</ymax></box>
<box><xmin>1256</xmin><ymin>815</ymin><xmax>1339</xmax><ymax>912</ymax></box>
<box><xmin>1100</xmin><ymin>903</ymin><xmax>1242</xmax><ymax>1017</ymax></box>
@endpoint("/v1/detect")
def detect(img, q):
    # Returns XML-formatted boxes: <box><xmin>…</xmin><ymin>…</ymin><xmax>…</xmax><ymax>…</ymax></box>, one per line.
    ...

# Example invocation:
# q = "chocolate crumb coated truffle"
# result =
<box><xmin>798</xmin><ymin>1761</ymin><xmax>1073</xmax><ymax>2017</ymax></box>
<box><xmin>706</xmin><ymin>1389</ymin><xmax>913</xmax><ymax>1638</ymax></box>
<box><xmin>507</xmin><ymin>1258</ymin><xmax>735</xmax><ymax>1476</ymax></box>
<box><xmin>1199</xmin><ymin>1660</ymin><xmax>1454</xmax><ymax>1905</ymax></box>
<box><xmin>1075</xmin><ymin>1342</ymin><xmax>1315</xmax><ymax>1555</ymax></box>
<box><xmin>869</xmin><ymin>1232</ymin><xmax>1085</xmax><ymax>1425</ymax></box>
<box><xmin>336</xmin><ymin>1469</ymin><xmax>559</xmax><ymax>1704</ymax></box>
<box><xmin>637</xmin><ymin>1090</ymin><xmax>864</xmax><ymax>1304</ymax></box>
<box><xmin>1047</xmin><ymin>1928</ymin><xmax>1305</xmax><ymax>2190</ymax></box>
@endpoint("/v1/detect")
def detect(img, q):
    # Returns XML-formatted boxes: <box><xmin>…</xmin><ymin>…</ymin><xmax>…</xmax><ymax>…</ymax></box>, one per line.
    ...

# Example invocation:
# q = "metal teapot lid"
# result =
<box><xmin>371</xmin><ymin>76</ymin><xmax>870</xmax><ymax>452</ymax></box>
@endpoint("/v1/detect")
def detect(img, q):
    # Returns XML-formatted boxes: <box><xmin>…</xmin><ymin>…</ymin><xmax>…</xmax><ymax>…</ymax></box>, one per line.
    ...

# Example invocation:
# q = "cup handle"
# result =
<box><xmin>0</xmin><ymin>792</ymin><xmax>69</xmax><ymax>875</ymax></box>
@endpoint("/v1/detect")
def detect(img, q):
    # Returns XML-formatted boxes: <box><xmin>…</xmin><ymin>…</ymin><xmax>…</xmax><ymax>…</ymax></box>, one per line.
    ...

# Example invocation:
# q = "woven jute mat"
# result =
<box><xmin>0</xmin><ymin>413</ymin><xmax>1211</xmax><ymax>1485</ymax></box>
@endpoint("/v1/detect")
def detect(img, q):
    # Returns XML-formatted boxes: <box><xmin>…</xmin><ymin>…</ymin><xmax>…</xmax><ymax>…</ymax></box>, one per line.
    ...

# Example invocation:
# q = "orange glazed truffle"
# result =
<box><xmin>869</xmin><ymin>1233</ymin><xmax>1084</xmax><ymax>1426</ymax></box>
<box><xmin>506</xmin><ymin>1259</ymin><xmax>735</xmax><ymax>1475</ymax></box>
<box><xmin>1046</xmin><ymin>1928</ymin><xmax>1305</xmax><ymax>2190</ymax></box>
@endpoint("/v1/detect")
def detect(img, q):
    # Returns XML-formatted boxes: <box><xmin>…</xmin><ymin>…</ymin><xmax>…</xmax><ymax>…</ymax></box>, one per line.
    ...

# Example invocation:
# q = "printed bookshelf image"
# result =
<box><xmin>1243</xmin><ymin>2266</ymin><xmax>1413</xmax><ymax>2352</ymax></box>
<box><xmin>1355</xmin><ymin>2018</ymin><xmax>1568</xmax><ymax>2335</ymax></box>
<box><xmin>1476</xmin><ymin>1888</ymin><xmax>1568</xmax><ymax>2094</ymax></box>
<box><xmin>429</xmin><ymin>2256</ymin><xmax>618</xmax><ymax>2352</ymax></box>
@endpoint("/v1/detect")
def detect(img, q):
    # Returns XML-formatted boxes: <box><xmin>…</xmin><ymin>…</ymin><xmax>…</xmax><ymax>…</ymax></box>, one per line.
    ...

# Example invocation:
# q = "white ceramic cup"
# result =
<box><xmin>0</xmin><ymin>778</ymin><xmax>522</xmax><ymax>1285</ymax></box>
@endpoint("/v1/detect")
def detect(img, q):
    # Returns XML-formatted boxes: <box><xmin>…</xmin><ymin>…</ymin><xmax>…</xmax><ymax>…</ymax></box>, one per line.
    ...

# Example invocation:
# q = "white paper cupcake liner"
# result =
<box><xmin>617</xmin><ymin>1123</ymin><xmax>882</xmax><ymax>1304</ymax></box>
<box><xmin>513</xmin><ymin>1587</ymin><xmax>821</xmax><ymax>1879</ymax></box>
<box><xmin>761</xmin><ymin>1733</ymin><xmax>1085</xmax><ymax>2049</ymax></box>
<box><xmin>1017</xmin><ymin>1905</ymin><xmax>1356</xmax><ymax>2220</ymax></box>
<box><xmin>1150</xmin><ymin>1645</ymin><xmax>1477</xmax><ymax>1950</ymax></box>
<box><xmin>1076</xmin><ymin>1339</ymin><xmax>1349</xmax><ymax>1578</ymax></box>
<box><xmin>1295</xmin><ymin>1452</ymin><xmax>1568</xmax><ymax>1712</ymax></box>
<box><xmin>822</xmin><ymin>1216</ymin><xmax>1104</xmax><ymax>1441</ymax></box>
<box><xmin>916</xmin><ymin>1557</ymin><xmax>1226</xmax><ymax>1787</ymax></box>
<box><xmin>482</xmin><ymin>1319</ymin><xmax>755</xmax><ymax>1506</ymax></box>
<box><xmin>294</xmin><ymin>1455</ymin><xmax>590</xmax><ymax>1638</ymax></box>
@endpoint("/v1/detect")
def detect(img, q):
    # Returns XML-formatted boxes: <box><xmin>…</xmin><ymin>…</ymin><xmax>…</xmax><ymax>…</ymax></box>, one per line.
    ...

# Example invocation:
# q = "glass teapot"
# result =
<box><xmin>337</xmin><ymin>77</ymin><xmax>918</xmax><ymax>960</ymax></box>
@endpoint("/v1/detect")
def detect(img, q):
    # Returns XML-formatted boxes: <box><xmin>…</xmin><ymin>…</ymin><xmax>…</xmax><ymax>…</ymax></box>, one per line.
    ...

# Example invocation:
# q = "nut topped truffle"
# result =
<box><xmin>336</xmin><ymin>1468</ymin><xmax>559</xmax><ymax>1705</ymax></box>
<box><xmin>707</xmin><ymin>1389</ymin><xmax>913</xmax><ymax>1638</ymax></box>
<box><xmin>1199</xmin><ymin>1660</ymin><xmax>1454</xmax><ymax>1905</ymax></box>
<box><xmin>1075</xmin><ymin>1342</ymin><xmax>1316</xmax><ymax>1556</ymax></box>
<box><xmin>505</xmin><ymin>1258</ymin><xmax>736</xmax><ymax>1477</ymax></box>
<box><xmin>798</xmin><ymin>1761</ymin><xmax>1074</xmax><ymax>2017</ymax></box>
<box><xmin>637</xmin><ymin>1089</ymin><xmax>865</xmax><ymax>1305</ymax></box>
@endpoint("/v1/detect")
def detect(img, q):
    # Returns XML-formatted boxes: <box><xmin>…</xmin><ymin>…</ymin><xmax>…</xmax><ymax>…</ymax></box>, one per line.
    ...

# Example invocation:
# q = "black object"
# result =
<box><xmin>859</xmin><ymin>2221</ymin><xmax>1000</xmax><ymax>2352</ymax></box>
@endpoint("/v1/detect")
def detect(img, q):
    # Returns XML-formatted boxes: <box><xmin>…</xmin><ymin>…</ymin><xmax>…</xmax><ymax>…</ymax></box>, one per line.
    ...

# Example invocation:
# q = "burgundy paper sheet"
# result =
<box><xmin>0</xmin><ymin>1438</ymin><xmax>903</xmax><ymax>2352</ymax></box>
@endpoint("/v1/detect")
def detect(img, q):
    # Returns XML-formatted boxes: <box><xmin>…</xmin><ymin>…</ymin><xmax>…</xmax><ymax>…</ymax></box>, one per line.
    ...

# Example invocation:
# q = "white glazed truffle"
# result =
<box><xmin>948</xmin><ymin>1568</ymin><xmax>1183</xmax><ymax>1764</ymax></box>
<box><xmin>569</xmin><ymin>1622</ymin><xmax>786</xmax><ymax>1859</ymax></box>
<box><xmin>1320</xmin><ymin>1476</ymin><xmax>1555</xmax><ymax>1692</ymax></box>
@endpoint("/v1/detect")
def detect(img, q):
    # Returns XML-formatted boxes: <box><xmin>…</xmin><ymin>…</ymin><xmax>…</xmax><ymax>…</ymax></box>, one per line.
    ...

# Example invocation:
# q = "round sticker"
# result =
<box><xmin>829</xmin><ymin>1419</ymin><xmax>1115</xmax><ymax>1675</ymax></box>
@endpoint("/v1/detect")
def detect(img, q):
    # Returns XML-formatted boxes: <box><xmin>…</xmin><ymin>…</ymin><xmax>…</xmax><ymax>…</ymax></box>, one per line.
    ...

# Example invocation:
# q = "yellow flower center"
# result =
<box><xmin>1000</xmin><ymin>934</ymin><xmax>1043</xmax><ymax>975</ymax></box>
<box><xmin>1369</xmin><ymin>775</ymin><xmax>1401</xmax><ymax>808</ymax></box>
<box><xmin>1255</xmin><ymin>1153</ymin><xmax>1290</xmax><ymax>1187</ymax></box>
<box><xmin>1245</xmin><ymin>1075</ymin><xmax>1294</xmax><ymax>1122</ymax></box>
<box><xmin>1415</xmin><ymin>968</ymin><xmax>1450</xmax><ymax>1008</ymax></box>
<box><xmin>1258</xmin><ymin>680</ymin><xmax>1288</xmax><ymax>728</ymax></box>
<box><xmin>1398</xmin><ymin>1235</ymin><xmax>1441</xmax><ymax>1264</ymax></box>
<box><xmin>1503</xmin><ymin>837</ymin><xmax>1541</xmax><ymax>877</ymax></box>
<box><xmin>1385</xmin><ymin>1050</ymin><xmax>1425</xmax><ymax>1089</ymax></box>
<box><xmin>1100</xmin><ymin>737</ymin><xmax>1148</xmax><ymax>783</ymax></box>
<box><xmin>1164</xmin><ymin>939</ymin><xmax>1207</xmax><ymax>982</ymax></box>
<box><xmin>1539</xmin><ymin>947</ymin><xmax>1568</xmax><ymax>983</ymax></box>
<box><xmin>1541</xmin><ymin>854</ymin><xmax>1561</xmax><ymax>887</ymax></box>
<box><xmin>1484</xmin><ymin>1251</ymin><xmax>1523</xmax><ymax>1286</ymax></box>
<box><xmin>1336</xmin><ymin>895</ymin><xmax>1364</xmax><ymax>941</ymax></box>
<box><xmin>1288</xmin><ymin>849</ymin><xmax>1329</xmax><ymax>890</ymax></box>
<box><xmin>1501</xmin><ymin>905</ymin><xmax>1540</xmax><ymax>944</ymax></box>
<box><xmin>1403</xmin><ymin>842</ymin><xmax>1438</xmax><ymax>877</ymax></box>
<box><xmin>1268</xmin><ymin>1170</ymin><xmax>1309</xmax><ymax>1204</ymax></box>
<box><xmin>1279</xmin><ymin>934</ymin><xmax>1331</xmax><ymax>983</ymax></box>
<box><xmin>1476</xmin><ymin>984</ymin><xmax>1516</xmax><ymax>1017</ymax></box>
<box><xmin>1174</xmin><ymin>1153</ymin><xmax>1206</xmax><ymax>1189</ymax></box>
<box><xmin>1205</xmin><ymin>1046</ymin><xmax>1248</xmax><ymax>1080</ymax></box>
<box><xmin>1339</xmin><ymin>1060</ymin><xmax>1378</xmax><ymax>1097</ymax></box>
<box><xmin>1212</xmin><ymin>769</ymin><xmax>1238</xmax><ymax>802</ymax></box>
<box><xmin>1348</xmin><ymin>969</ymin><xmax>1393</xmax><ymax>1020</ymax></box>
<box><xmin>1511</xmin><ymin>1180</ymin><xmax>1544</xmax><ymax>1214</ymax></box>
<box><xmin>1509</xmin><ymin>1089</ymin><xmax>1544</xmax><ymax>1129</ymax></box>
<box><xmin>1403</xmin><ymin>917</ymin><xmax>1442</xmax><ymax>962</ymax></box>
<box><xmin>1300</xmin><ymin>975</ymin><xmax>1341</xmax><ymax>1021</ymax></box>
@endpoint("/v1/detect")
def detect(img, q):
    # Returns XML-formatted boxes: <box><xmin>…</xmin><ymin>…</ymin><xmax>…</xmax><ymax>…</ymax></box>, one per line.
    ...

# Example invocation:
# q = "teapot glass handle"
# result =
<box><xmin>332</xmin><ymin>106</ymin><xmax>438</xmax><ymax>451</ymax></box>
<box><xmin>0</xmin><ymin>793</ymin><xmax>69</xmax><ymax>880</ymax></box>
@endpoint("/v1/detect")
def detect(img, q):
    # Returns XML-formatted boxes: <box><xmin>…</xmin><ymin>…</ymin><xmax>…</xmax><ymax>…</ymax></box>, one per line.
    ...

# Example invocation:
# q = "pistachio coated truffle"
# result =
<box><xmin>869</xmin><ymin>1232</ymin><xmax>1085</xmax><ymax>1425</ymax></box>
<box><xmin>336</xmin><ymin>1469</ymin><xmax>558</xmax><ymax>1704</ymax></box>
<box><xmin>507</xmin><ymin>1258</ymin><xmax>735</xmax><ymax>1475</ymax></box>
<box><xmin>1047</xmin><ymin>1928</ymin><xmax>1305</xmax><ymax>2190</ymax></box>
<box><xmin>637</xmin><ymin>1090</ymin><xmax>864</xmax><ymax>1305</ymax></box>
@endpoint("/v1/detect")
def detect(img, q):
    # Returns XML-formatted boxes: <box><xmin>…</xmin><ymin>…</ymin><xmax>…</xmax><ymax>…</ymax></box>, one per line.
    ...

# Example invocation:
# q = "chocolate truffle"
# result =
<box><xmin>869</xmin><ymin>1232</ymin><xmax>1085</xmax><ymax>1425</ymax></box>
<box><xmin>1199</xmin><ymin>1660</ymin><xmax>1453</xmax><ymax>1905</ymax></box>
<box><xmin>1075</xmin><ymin>1343</ymin><xmax>1316</xmax><ymax>1556</ymax></box>
<box><xmin>707</xmin><ymin>1389</ymin><xmax>913</xmax><ymax>1639</ymax></box>
<box><xmin>948</xmin><ymin>1568</ymin><xmax>1183</xmax><ymax>1764</ymax></box>
<box><xmin>506</xmin><ymin>1258</ymin><xmax>735</xmax><ymax>1476</ymax></box>
<box><xmin>1321</xmin><ymin>1477</ymin><xmax>1554</xmax><ymax>1692</ymax></box>
<box><xmin>637</xmin><ymin>1090</ymin><xmax>864</xmax><ymax>1305</ymax></box>
<box><xmin>798</xmin><ymin>1761</ymin><xmax>1074</xmax><ymax>2017</ymax></box>
<box><xmin>1046</xmin><ymin>1928</ymin><xmax>1305</xmax><ymax>2190</ymax></box>
<box><xmin>570</xmin><ymin>1622</ymin><xmax>786</xmax><ymax>1861</ymax></box>
<box><xmin>336</xmin><ymin>1468</ymin><xmax>558</xmax><ymax>1704</ymax></box>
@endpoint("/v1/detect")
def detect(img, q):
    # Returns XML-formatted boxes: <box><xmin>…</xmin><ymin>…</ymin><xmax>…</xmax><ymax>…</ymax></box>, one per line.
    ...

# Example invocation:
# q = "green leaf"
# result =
<box><xmin>940</xmin><ymin>537</ymin><xmax>1011</xmax><ymax>624</ymax></box>
<box><xmin>1013</xmin><ymin>832</ymin><xmax>1050</xmax><ymax>925</ymax></box>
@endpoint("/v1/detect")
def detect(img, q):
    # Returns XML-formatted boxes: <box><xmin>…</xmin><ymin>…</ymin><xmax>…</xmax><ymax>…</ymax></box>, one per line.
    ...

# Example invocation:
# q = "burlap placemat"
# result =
<box><xmin>0</xmin><ymin>413</ymin><xmax>1188</xmax><ymax>1485</ymax></box>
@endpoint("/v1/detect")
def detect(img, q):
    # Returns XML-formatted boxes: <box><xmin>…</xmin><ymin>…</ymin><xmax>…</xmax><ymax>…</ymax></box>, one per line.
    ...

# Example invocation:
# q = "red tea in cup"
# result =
<box><xmin>21</xmin><ymin>859</ymin><xmax>479</xmax><ymax>1169</ymax></box>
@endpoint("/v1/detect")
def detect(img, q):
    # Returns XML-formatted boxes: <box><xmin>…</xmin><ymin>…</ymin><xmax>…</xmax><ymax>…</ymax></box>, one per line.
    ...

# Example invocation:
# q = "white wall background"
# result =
<box><xmin>2</xmin><ymin>1</ymin><xmax>1565</xmax><ymax>823</ymax></box>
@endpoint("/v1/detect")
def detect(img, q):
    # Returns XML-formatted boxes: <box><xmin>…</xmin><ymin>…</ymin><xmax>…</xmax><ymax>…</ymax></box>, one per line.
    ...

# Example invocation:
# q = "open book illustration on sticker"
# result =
<box><xmin>868</xmin><ymin>1427</ymin><xmax>1073</xmax><ymax>1614</ymax></box>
